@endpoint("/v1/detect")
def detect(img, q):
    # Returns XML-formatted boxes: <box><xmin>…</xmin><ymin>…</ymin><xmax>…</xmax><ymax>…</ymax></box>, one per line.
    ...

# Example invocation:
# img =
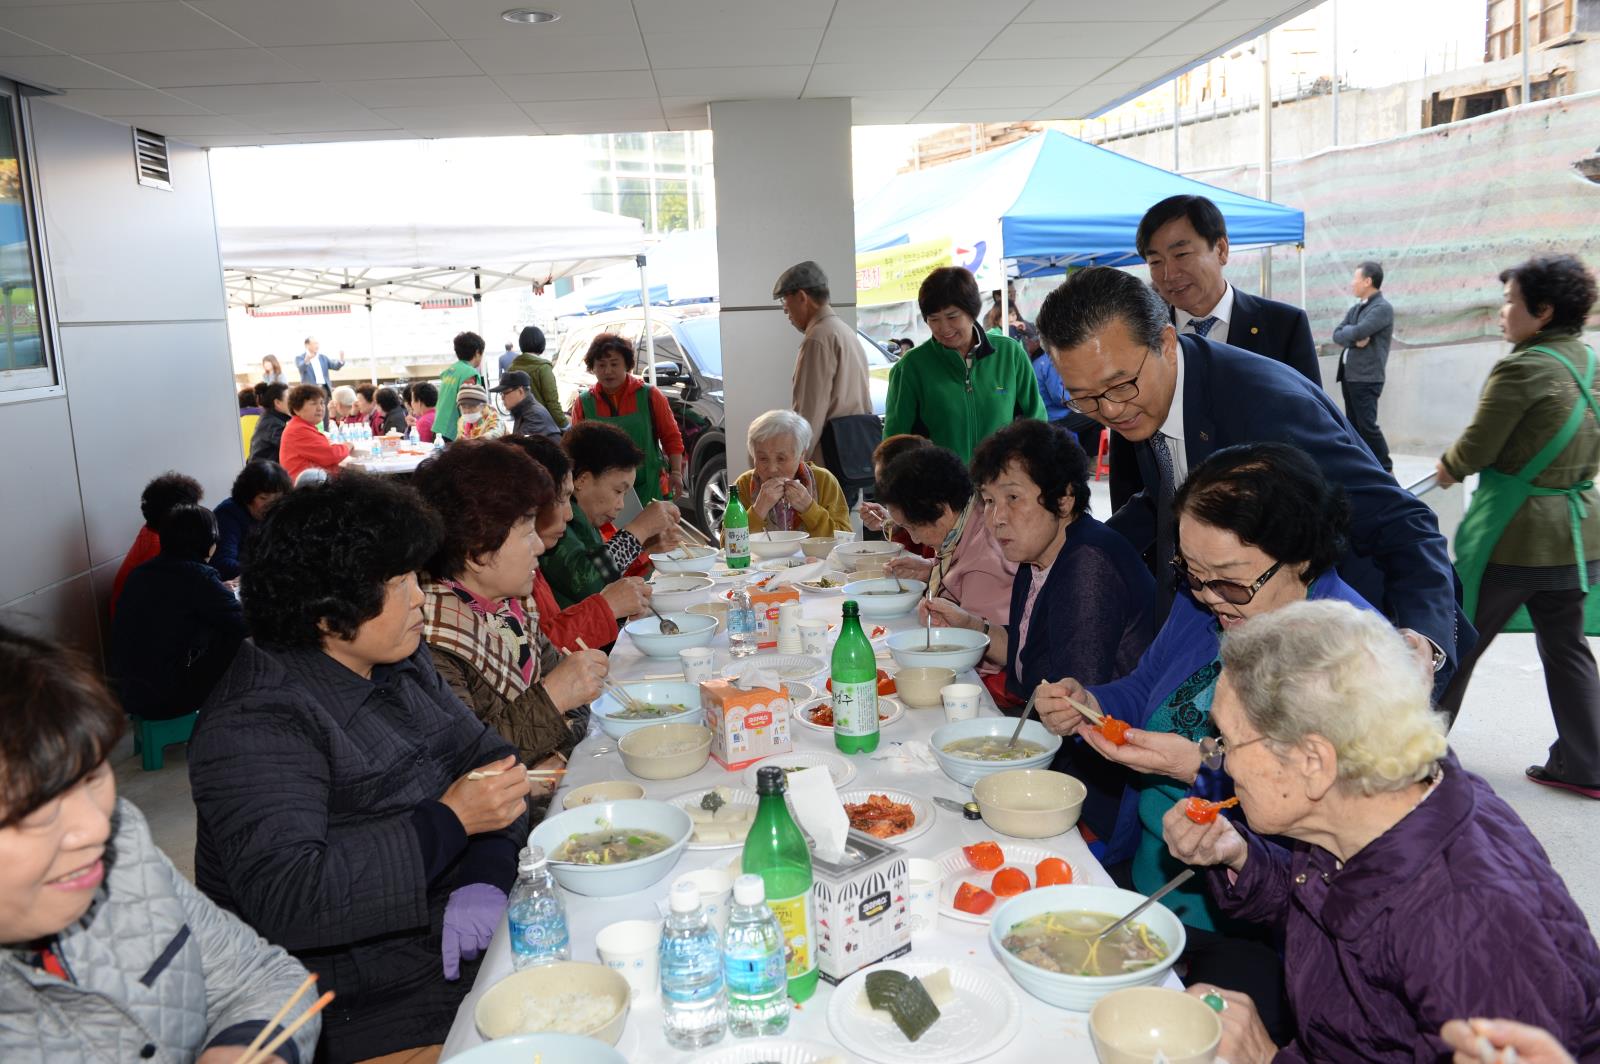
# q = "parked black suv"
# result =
<box><xmin>550</xmin><ymin>306</ymin><xmax>894</xmax><ymax>534</ymax></box>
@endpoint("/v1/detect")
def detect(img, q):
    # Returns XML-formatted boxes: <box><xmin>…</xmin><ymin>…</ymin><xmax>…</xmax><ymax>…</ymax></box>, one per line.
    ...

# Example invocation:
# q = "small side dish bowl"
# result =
<box><xmin>973</xmin><ymin>768</ymin><xmax>1087</xmax><ymax>837</ymax></box>
<box><xmin>562</xmin><ymin>780</ymin><xmax>646</xmax><ymax>810</ymax></box>
<box><xmin>893</xmin><ymin>665</ymin><xmax>956</xmax><ymax>707</ymax></box>
<box><xmin>617</xmin><ymin>722</ymin><xmax>713</xmax><ymax>780</ymax></box>
<box><xmin>1089</xmin><ymin>986</ymin><xmax>1222</xmax><ymax>1064</ymax></box>
<box><xmin>474</xmin><ymin>961</ymin><xmax>631</xmax><ymax>1044</ymax></box>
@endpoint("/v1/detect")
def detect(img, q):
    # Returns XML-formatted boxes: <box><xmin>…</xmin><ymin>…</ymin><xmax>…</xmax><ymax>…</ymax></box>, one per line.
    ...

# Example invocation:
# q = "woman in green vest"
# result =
<box><xmin>1436</xmin><ymin>254</ymin><xmax>1600</xmax><ymax>798</ymax></box>
<box><xmin>567</xmin><ymin>333</ymin><xmax>685</xmax><ymax>505</ymax></box>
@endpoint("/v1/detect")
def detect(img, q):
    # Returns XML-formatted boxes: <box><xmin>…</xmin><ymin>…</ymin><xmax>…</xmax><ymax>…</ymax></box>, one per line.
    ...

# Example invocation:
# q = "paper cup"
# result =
<box><xmin>833</xmin><ymin>530</ymin><xmax>857</xmax><ymax>542</ymax></box>
<box><xmin>940</xmin><ymin>683</ymin><xmax>983</xmax><ymax>722</ymax></box>
<box><xmin>798</xmin><ymin>618</ymin><xmax>831</xmax><ymax>657</ymax></box>
<box><xmin>679</xmin><ymin>646</ymin><xmax>715</xmax><ymax>685</ymax></box>
<box><xmin>776</xmin><ymin>601</ymin><xmax>803</xmax><ymax>654</ymax></box>
<box><xmin>671</xmin><ymin>867</ymin><xmax>734</xmax><ymax>934</ymax></box>
<box><xmin>906</xmin><ymin>858</ymin><xmax>941</xmax><ymax>940</ymax></box>
<box><xmin>595</xmin><ymin>918</ymin><xmax>663</xmax><ymax>1001</ymax></box>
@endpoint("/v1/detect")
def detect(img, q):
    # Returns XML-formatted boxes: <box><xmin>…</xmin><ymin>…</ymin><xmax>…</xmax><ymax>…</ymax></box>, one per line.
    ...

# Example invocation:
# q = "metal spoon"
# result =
<box><xmin>1091</xmin><ymin>869</ymin><xmax>1196</xmax><ymax>946</ymax></box>
<box><xmin>648</xmin><ymin>602</ymin><xmax>680</xmax><ymax>636</ymax></box>
<box><xmin>924</xmin><ymin>593</ymin><xmax>934</xmax><ymax>651</ymax></box>
<box><xmin>1007</xmin><ymin>684</ymin><xmax>1045</xmax><ymax>749</ymax></box>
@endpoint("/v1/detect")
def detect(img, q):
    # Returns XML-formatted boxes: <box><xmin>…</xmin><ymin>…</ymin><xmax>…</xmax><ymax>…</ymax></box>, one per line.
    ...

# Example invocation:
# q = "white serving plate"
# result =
<box><xmin>791</xmin><ymin>695</ymin><xmax>905</xmax><ymax>734</ymax></box>
<box><xmin>738</xmin><ymin>653</ymin><xmax>825</xmax><ymax>682</ymax></box>
<box><xmin>932</xmin><ymin>842</ymin><xmax>1081</xmax><ymax>927</ymax></box>
<box><xmin>831</xmin><ymin>786</ymin><xmax>935</xmax><ymax>846</ymax></box>
<box><xmin>796</xmin><ymin>570</ymin><xmax>852</xmax><ymax>594</ymax></box>
<box><xmin>695</xmin><ymin>1038</ymin><xmax>848</xmax><ymax>1064</ymax></box>
<box><xmin>666</xmin><ymin>785</ymin><xmax>761</xmax><ymax>851</ymax></box>
<box><xmin>825</xmin><ymin>959</ymin><xmax>1021</xmax><ymax>1064</ymax></box>
<box><xmin>741</xmin><ymin>749</ymin><xmax>856</xmax><ymax>789</ymax></box>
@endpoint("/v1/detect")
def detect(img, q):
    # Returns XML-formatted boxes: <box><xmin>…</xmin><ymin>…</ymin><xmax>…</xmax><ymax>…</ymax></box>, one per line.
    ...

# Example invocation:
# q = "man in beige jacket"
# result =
<box><xmin>774</xmin><ymin>259</ymin><xmax>875</xmax><ymax>471</ymax></box>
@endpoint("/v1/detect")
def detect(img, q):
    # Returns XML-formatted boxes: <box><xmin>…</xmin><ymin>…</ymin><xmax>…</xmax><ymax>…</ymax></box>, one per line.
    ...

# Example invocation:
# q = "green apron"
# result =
<box><xmin>1453</xmin><ymin>345</ymin><xmax>1600</xmax><ymax>621</ymax></box>
<box><xmin>581</xmin><ymin>382</ymin><xmax>666</xmax><ymax>504</ymax></box>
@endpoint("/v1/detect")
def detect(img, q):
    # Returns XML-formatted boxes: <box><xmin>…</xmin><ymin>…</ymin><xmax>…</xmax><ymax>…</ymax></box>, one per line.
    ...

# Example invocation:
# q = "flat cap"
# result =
<box><xmin>772</xmin><ymin>260</ymin><xmax>828</xmax><ymax>299</ymax></box>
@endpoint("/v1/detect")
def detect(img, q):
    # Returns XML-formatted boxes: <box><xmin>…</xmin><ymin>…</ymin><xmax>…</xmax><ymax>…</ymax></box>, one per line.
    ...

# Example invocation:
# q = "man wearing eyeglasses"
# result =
<box><xmin>1036</xmin><ymin>266</ymin><xmax>1469</xmax><ymax>689</ymax></box>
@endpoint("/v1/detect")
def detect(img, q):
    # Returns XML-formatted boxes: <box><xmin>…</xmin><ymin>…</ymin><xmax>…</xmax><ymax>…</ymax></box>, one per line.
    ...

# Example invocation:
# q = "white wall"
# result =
<box><xmin>0</xmin><ymin>101</ymin><xmax>235</xmax><ymax>661</ymax></box>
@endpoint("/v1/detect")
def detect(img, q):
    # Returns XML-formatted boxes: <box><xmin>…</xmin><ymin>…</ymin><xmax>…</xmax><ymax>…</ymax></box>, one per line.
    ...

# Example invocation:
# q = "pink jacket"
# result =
<box><xmin>941</xmin><ymin>511</ymin><xmax>1016</xmax><ymax>633</ymax></box>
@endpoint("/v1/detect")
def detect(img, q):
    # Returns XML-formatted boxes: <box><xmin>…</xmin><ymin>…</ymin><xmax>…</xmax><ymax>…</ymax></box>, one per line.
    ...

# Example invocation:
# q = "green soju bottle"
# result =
<box><xmin>831</xmin><ymin>600</ymin><xmax>880</xmax><ymax>755</ymax></box>
<box><xmin>723</xmin><ymin>488</ymin><xmax>751</xmax><ymax>569</ymax></box>
<box><xmin>742</xmin><ymin>765</ymin><xmax>818</xmax><ymax>1002</ymax></box>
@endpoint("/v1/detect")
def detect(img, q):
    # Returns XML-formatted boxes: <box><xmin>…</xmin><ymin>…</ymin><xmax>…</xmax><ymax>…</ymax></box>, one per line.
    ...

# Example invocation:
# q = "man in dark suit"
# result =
<box><xmin>1333</xmin><ymin>260</ymin><xmax>1395</xmax><ymax>471</ymax></box>
<box><xmin>1038</xmin><ymin>266</ymin><xmax>1468</xmax><ymax>687</ymax></box>
<box><xmin>294</xmin><ymin>336</ymin><xmax>345</xmax><ymax>397</ymax></box>
<box><xmin>1108</xmin><ymin>194</ymin><xmax>1322</xmax><ymax>509</ymax></box>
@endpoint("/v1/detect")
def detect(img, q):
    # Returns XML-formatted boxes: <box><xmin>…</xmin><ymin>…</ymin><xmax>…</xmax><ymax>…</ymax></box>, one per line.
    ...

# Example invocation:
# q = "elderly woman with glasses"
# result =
<box><xmin>1165</xmin><ymin>600</ymin><xmax>1600</xmax><ymax>1063</ymax></box>
<box><xmin>732</xmin><ymin>409</ymin><xmax>852</xmax><ymax>537</ymax></box>
<box><xmin>1034</xmin><ymin>442</ymin><xmax>1370</xmax><ymax>1034</ymax></box>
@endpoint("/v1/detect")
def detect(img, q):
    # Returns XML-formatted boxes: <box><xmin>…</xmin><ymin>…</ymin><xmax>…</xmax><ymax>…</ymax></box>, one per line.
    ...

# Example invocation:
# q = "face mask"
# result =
<box><xmin>460</xmin><ymin>410</ymin><xmax>483</xmax><ymax>425</ymax></box>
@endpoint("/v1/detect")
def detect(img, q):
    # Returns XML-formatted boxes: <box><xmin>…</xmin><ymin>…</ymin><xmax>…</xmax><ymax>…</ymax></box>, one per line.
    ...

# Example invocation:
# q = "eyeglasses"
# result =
<box><xmin>1171</xmin><ymin>556</ymin><xmax>1285</xmax><ymax>606</ymax></box>
<box><xmin>1199</xmin><ymin>733</ymin><xmax>1270</xmax><ymax>772</ymax></box>
<box><xmin>1064</xmin><ymin>350</ymin><xmax>1150</xmax><ymax>414</ymax></box>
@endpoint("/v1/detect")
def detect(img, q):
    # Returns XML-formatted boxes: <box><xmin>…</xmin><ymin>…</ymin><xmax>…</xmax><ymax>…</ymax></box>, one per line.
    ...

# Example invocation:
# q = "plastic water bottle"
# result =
<box><xmin>506</xmin><ymin>847</ymin><xmax>569</xmax><ymax>970</ymax></box>
<box><xmin>661</xmin><ymin>880</ymin><xmax>726</xmax><ymax>1049</ymax></box>
<box><xmin>407</xmin><ymin>425</ymin><xmax>420</xmax><ymax>447</ymax></box>
<box><xmin>369</xmin><ymin>428</ymin><xmax>382</xmax><ymax>458</ymax></box>
<box><xmin>723</xmin><ymin>873</ymin><xmax>789</xmax><ymax>1036</ymax></box>
<box><xmin>728</xmin><ymin>578</ymin><xmax>758</xmax><ymax>659</ymax></box>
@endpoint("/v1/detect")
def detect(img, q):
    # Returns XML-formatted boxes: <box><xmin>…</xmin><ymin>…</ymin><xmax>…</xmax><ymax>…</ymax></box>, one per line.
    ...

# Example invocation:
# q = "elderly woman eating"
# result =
<box><xmin>0</xmin><ymin>625</ymin><xmax>320</xmax><ymax>1064</ymax></box>
<box><xmin>189</xmin><ymin>473</ymin><xmax>531</xmax><ymax>1063</ymax></box>
<box><xmin>411</xmin><ymin>439</ymin><xmax>609</xmax><ymax>816</ymax></box>
<box><xmin>732</xmin><ymin>409</ymin><xmax>852</xmax><ymax>536</ymax></box>
<box><xmin>503</xmin><ymin>433</ymin><xmax>652</xmax><ymax>652</ymax></box>
<box><xmin>1166</xmin><ymin>600</ymin><xmax>1600</xmax><ymax>1063</ymax></box>
<box><xmin>873</xmin><ymin>442</ymin><xmax>1015</xmax><ymax>640</ymax></box>
<box><xmin>545</xmin><ymin>421</ymin><xmax>681</xmax><ymax>609</ymax></box>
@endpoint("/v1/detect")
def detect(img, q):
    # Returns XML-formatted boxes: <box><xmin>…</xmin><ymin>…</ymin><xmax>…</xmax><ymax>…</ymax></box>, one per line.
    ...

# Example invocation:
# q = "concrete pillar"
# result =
<box><xmin>710</xmin><ymin>98</ymin><xmax>856</xmax><ymax>478</ymax></box>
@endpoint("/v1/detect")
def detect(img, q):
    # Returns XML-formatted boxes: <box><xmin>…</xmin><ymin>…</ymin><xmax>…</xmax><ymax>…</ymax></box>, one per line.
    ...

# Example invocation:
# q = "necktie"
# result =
<box><xmin>1150</xmin><ymin>432</ymin><xmax>1177</xmax><ymax>611</ymax></box>
<box><xmin>1190</xmin><ymin>315</ymin><xmax>1219</xmax><ymax>338</ymax></box>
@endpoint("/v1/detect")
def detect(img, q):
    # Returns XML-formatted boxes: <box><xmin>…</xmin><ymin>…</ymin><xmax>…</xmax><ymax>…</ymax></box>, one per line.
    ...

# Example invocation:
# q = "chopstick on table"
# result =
<box><xmin>237</xmin><ymin>974</ymin><xmax>334</xmax><ymax>1064</ymax></box>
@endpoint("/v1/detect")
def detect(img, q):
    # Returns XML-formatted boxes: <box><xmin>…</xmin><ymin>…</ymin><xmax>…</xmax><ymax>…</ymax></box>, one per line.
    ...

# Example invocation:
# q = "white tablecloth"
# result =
<box><xmin>341</xmin><ymin>449</ymin><xmax>430</xmax><ymax>476</ymax></box>
<box><xmin>440</xmin><ymin>591</ymin><xmax>1180</xmax><ymax>1061</ymax></box>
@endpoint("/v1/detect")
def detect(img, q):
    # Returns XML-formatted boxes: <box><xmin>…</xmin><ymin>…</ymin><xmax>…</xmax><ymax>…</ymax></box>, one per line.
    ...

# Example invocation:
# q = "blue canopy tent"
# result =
<box><xmin>856</xmin><ymin>129</ymin><xmax>1306</xmax><ymax>298</ymax></box>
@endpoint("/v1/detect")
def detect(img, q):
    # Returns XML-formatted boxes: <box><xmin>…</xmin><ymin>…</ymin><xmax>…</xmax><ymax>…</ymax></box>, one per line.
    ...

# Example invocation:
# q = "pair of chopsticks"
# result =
<box><xmin>1060</xmin><ymin>690</ymin><xmax>1105</xmax><ymax>727</ymax></box>
<box><xmin>237</xmin><ymin>973</ymin><xmax>333</xmax><ymax>1064</ymax></box>
<box><xmin>466</xmin><ymin>764</ymin><xmax>566</xmax><ymax>781</ymax></box>
<box><xmin>572</xmin><ymin>638</ymin><xmax>647</xmax><ymax>715</ymax></box>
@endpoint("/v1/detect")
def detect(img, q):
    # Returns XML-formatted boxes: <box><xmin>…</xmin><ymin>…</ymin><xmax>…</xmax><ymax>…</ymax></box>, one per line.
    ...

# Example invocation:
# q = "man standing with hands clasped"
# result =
<box><xmin>774</xmin><ymin>260</ymin><xmax>877</xmax><ymax>504</ymax></box>
<box><xmin>1334</xmin><ymin>260</ymin><xmax>1396</xmax><ymax>472</ymax></box>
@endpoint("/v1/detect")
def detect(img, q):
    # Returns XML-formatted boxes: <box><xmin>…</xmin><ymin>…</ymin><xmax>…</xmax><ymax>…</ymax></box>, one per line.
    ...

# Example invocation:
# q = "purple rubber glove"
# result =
<box><xmin>441</xmin><ymin>883</ymin><xmax>507</xmax><ymax>981</ymax></box>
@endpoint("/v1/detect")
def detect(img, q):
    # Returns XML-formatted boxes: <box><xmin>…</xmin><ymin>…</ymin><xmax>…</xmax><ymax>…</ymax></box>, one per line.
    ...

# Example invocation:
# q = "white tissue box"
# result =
<box><xmin>701</xmin><ymin>677</ymin><xmax>794</xmax><ymax>771</ymax></box>
<box><xmin>813</xmin><ymin>830</ymin><xmax>912</xmax><ymax>984</ymax></box>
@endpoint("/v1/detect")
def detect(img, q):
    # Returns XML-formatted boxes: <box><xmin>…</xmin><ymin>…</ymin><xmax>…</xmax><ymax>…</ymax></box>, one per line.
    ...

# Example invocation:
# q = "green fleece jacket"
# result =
<box><xmin>881</xmin><ymin>327</ymin><xmax>1045</xmax><ymax>462</ymax></box>
<box><xmin>433</xmin><ymin>359</ymin><xmax>480</xmax><ymax>441</ymax></box>
<box><xmin>544</xmin><ymin>503</ymin><xmax>614</xmax><ymax>609</ymax></box>
<box><xmin>507</xmin><ymin>352</ymin><xmax>568</xmax><ymax>428</ymax></box>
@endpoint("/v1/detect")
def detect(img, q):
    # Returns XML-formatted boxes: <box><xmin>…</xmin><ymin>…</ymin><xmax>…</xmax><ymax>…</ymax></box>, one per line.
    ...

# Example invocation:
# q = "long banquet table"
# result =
<box><xmin>440</xmin><ymin>583</ymin><xmax>1182</xmax><ymax>1061</ymax></box>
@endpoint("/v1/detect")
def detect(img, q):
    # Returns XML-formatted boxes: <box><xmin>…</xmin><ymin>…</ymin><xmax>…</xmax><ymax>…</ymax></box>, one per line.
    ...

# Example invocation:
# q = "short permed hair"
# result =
<box><xmin>1173</xmin><ymin>442</ymin><xmax>1349</xmax><ymax>584</ymax></box>
<box><xmin>500</xmin><ymin>433</ymin><xmax>571</xmax><ymax>485</ymax></box>
<box><xmin>563</xmin><ymin>420</ymin><xmax>643</xmax><ymax>480</ymax></box>
<box><xmin>917</xmin><ymin>266</ymin><xmax>983</xmax><ymax>321</ymax></box>
<box><xmin>139</xmin><ymin>471</ymin><xmax>203</xmax><ymax>527</ymax></box>
<box><xmin>1035</xmin><ymin>266</ymin><xmax>1168</xmax><ymax>355</ymax></box>
<box><xmin>1135</xmin><ymin>194</ymin><xmax>1228</xmax><ymax>259</ymax></box>
<box><xmin>288</xmin><ymin>384</ymin><xmax>324</xmax><ymax>413</ymax></box>
<box><xmin>411</xmin><ymin>440</ymin><xmax>553</xmax><ymax>580</ymax></box>
<box><xmin>230</xmin><ymin>459</ymin><xmax>291</xmax><ymax>507</ymax></box>
<box><xmin>454</xmin><ymin>330</ymin><xmax>486</xmax><ymax>362</ymax></box>
<box><xmin>0</xmin><ymin>624</ymin><xmax>125</xmax><ymax>827</ymax></box>
<box><xmin>411</xmin><ymin>381</ymin><xmax>438</xmax><ymax>408</ymax></box>
<box><xmin>970</xmin><ymin>419</ymin><xmax>1091</xmax><ymax>518</ymax></box>
<box><xmin>157</xmin><ymin>503</ymin><xmax>218</xmax><ymax>562</ymax></box>
<box><xmin>875</xmin><ymin>445</ymin><xmax>972</xmax><ymax>526</ymax></box>
<box><xmin>584</xmin><ymin>332</ymin><xmax>636</xmax><ymax>372</ymax></box>
<box><xmin>1500</xmin><ymin>254</ymin><xmax>1597</xmax><ymax>336</ymax></box>
<box><xmin>375</xmin><ymin>387</ymin><xmax>402</xmax><ymax>413</ymax></box>
<box><xmin>242</xmin><ymin>473</ymin><xmax>442</xmax><ymax>649</ymax></box>
<box><xmin>356</xmin><ymin>384</ymin><xmax>377</xmax><ymax>403</ymax></box>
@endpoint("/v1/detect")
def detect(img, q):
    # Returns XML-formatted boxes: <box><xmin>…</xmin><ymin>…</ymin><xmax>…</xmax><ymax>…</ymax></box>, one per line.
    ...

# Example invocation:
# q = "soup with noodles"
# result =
<box><xmin>1002</xmin><ymin>910</ymin><xmax>1169</xmax><ymax>976</ymax></box>
<box><xmin>552</xmin><ymin>828</ymin><xmax>674</xmax><ymax>865</ymax></box>
<box><xmin>941</xmin><ymin>737</ymin><xmax>1046</xmax><ymax>761</ymax></box>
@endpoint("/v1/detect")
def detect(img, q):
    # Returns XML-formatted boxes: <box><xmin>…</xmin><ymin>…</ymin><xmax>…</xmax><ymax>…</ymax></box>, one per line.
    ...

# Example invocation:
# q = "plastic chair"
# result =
<box><xmin>1093</xmin><ymin>429</ymin><xmax>1111</xmax><ymax>481</ymax></box>
<box><xmin>130</xmin><ymin>712</ymin><xmax>198</xmax><ymax>771</ymax></box>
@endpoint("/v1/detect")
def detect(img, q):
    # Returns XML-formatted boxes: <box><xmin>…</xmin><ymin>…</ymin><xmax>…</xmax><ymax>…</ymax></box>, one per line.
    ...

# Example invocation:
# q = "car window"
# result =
<box><xmin>676</xmin><ymin>317</ymin><xmax>722</xmax><ymax>377</ymax></box>
<box><xmin>631</xmin><ymin>321</ymin><xmax>685</xmax><ymax>368</ymax></box>
<box><xmin>556</xmin><ymin>323</ymin><xmax>604</xmax><ymax>370</ymax></box>
<box><xmin>857</xmin><ymin>333</ymin><xmax>892</xmax><ymax>368</ymax></box>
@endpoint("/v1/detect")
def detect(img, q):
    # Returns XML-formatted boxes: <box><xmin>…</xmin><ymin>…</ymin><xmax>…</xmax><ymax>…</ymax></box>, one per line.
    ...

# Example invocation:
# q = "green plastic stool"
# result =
<box><xmin>130</xmin><ymin>712</ymin><xmax>198</xmax><ymax>771</ymax></box>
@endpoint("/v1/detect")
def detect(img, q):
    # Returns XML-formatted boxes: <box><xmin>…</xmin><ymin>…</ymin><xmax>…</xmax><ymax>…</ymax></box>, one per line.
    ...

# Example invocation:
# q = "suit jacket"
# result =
<box><xmin>1333</xmin><ymin>291</ymin><xmax>1394</xmax><ymax>383</ymax></box>
<box><xmin>1107</xmin><ymin>334</ymin><xmax>1469</xmax><ymax>680</ymax></box>
<box><xmin>294</xmin><ymin>352</ymin><xmax>345</xmax><ymax>385</ymax></box>
<box><xmin>1110</xmin><ymin>287</ymin><xmax>1321</xmax><ymax>509</ymax></box>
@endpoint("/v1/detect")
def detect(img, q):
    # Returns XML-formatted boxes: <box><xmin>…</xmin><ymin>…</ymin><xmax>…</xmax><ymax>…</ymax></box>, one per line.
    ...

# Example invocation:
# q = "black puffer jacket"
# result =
<box><xmin>248</xmin><ymin>409</ymin><xmax>290</xmax><ymax>464</ymax></box>
<box><xmin>189</xmin><ymin>640</ymin><xmax>525</xmax><ymax>1063</ymax></box>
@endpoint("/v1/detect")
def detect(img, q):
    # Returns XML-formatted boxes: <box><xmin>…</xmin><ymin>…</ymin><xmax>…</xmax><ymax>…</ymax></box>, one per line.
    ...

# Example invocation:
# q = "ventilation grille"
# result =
<box><xmin>132</xmin><ymin>128</ymin><xmax>171</xmax><ymax>190</ymax></box>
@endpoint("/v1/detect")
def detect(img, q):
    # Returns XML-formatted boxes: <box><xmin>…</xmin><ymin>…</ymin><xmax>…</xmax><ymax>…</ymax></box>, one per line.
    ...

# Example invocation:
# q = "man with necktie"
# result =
<box><xmin>1107</xmin><ymin>195</ymin><xmax>1323</xmax><ymax>510</ymax></box>
<box><xmin>1038</xmin><ymin>266</ymin><xmax>1468</xmax><ymax>689</ymax></box>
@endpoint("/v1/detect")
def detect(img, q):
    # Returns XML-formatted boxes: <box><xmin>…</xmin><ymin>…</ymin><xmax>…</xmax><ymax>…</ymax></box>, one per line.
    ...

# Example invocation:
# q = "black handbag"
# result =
<box><xmin>819</xmin><ymin>413</ymin><xmax>883</xmax><ymax>495</ymax></box>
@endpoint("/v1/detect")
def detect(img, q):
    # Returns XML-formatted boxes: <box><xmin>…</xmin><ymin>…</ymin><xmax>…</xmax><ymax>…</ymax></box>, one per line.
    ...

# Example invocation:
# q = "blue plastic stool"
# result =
<box><xmin>130</xmin><ymin>712</ymin><xmax>198</xmax><ymax>771</ymax></box>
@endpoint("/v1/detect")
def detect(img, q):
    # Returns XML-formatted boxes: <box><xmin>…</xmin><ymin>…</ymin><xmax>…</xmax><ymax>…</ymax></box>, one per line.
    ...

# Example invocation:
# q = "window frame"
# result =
<box><xmin>0</xmin><ymin>81</ymin><xmax>61</xmax><ymax>404</ymax></box>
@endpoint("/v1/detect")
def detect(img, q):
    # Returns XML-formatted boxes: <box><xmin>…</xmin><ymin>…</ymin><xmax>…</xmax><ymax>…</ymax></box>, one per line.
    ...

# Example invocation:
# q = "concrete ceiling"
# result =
<box><xmin>0</xmin><ymin>0</ymin><xmax>1318</xmax><ymax>147</ymax></box>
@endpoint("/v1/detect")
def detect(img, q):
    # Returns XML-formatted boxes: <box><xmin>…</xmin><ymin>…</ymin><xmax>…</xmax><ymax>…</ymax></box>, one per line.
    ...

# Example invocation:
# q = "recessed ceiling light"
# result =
<box><xmin>501</xmin><ymin>8</ymin><xmax>559</xmax><ymax>23</ymax></box>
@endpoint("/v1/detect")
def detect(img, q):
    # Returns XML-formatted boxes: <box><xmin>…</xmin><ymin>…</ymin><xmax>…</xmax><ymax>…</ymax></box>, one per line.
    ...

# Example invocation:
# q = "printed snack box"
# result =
<box><xmin>701</xmin><ymin>677</ymin><xmax>794</xmax><ymax>770</ymax></box>
<box><xmin>749</xmin><ymin>584</ymin><xmax>800</xmax><ymax>649</ymax></box>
